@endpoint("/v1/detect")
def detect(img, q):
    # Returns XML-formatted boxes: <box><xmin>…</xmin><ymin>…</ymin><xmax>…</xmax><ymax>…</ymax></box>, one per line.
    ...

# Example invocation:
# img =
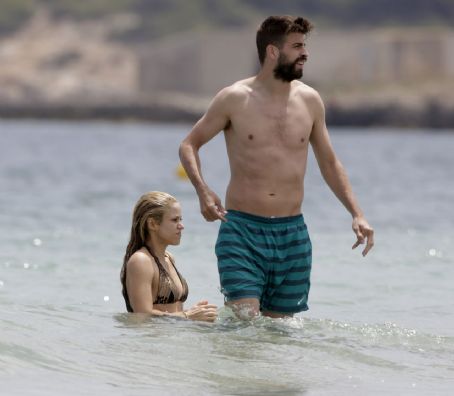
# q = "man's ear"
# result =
<box><xmin>266</xmin><ymin>44</ymin><xmax>279</xmax><ymax>61</ymax></box>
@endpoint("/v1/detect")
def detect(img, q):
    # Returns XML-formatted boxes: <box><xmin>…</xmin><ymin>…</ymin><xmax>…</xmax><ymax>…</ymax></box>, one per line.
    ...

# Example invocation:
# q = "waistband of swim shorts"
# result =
<box><xmin>225</xmin><ymin>210</ymin><xmax>303</xmax><ymax>225</ymax></box>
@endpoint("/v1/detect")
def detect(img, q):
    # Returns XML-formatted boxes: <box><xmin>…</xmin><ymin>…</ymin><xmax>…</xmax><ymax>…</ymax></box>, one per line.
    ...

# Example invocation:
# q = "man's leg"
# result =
<box><xmin>260</xmin><ymin>215</ymin><xmax>312</xmax><ymax>317</ymax></box>
<box><xmin>227</xmin><ymin>301</ymin><xmax>293</xmax><ymax>319</ymax></box>
<box><xmin>261</xmin><ymin>310</ymin><xmax>293</xmax><ymax>319</ymax></box>
<box><xmin>226</xmin><ymin>298</ymin><xmax>260</xmax><ymax>319</ymax></box>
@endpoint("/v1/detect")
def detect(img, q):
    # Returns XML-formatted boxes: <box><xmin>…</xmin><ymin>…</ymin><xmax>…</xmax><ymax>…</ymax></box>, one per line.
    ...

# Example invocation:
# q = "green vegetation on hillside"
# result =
<box><xmin>0</xmin><ymin>0</ymin><xmax>33</xmax><ymax>34</ymax></box>
<box><xmin>243</xmin><ymin>0</ymin><xmax>454</xmax><ymax>27</ymax></box>
<box><xmin>1</xmin><ymin>0</ymin><xmax>453</xmax><ymax>37</ymax></box>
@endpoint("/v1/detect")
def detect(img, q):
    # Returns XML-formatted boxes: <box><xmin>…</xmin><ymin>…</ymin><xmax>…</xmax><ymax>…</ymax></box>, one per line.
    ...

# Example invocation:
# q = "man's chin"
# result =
<box><xmin>294</xmin><ymin>66</ymin><xmax>303</xmax><ymax>79</ymax></box>
<box><xmin>273</xmin><ymin>67</ymin><xmax>303</xmax><ymax>82</ymax></box>
<box><xmin>274</xmin><ymin>75</ymin><xmax>302</xmax><ymax>83</ymax></box>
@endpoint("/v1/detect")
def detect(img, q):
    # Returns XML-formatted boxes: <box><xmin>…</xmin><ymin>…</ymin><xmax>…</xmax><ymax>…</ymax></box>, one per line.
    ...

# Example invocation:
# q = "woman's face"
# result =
<box><xmin>155</xmin><ymin>202</ymin><xmax>184</xmax><ymax>245</ymax></box>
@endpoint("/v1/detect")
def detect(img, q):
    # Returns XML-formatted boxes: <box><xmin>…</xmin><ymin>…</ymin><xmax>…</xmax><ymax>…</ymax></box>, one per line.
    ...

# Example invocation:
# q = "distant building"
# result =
<box><xmin>306</xmin><ymin>28</ymin><xmax>454</xmax><ymax>85</ymax></box>
<box><xmin>138</xmin><ymin>28</ymin><xmax>257</xmax><ymax>97</ymax></box>
<box><xmin>138</xmin><ymin>27</ymin><xmax>454</xmax><ymax>96</ymax></box>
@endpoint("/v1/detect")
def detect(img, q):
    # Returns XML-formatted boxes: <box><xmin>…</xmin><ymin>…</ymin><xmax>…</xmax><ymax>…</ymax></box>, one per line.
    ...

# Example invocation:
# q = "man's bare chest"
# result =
<box><xmin>229</xmin><ymin>99</ymin><xmax>313</xmax><ymax>148</ymax></box>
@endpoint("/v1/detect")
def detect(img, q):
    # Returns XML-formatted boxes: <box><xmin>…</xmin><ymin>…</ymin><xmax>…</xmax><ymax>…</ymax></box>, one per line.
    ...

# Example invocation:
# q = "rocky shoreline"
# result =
<box><xmin>0</xmin><ymin>102</ymin><xmax>200</xmax><ymax>123</ymax></box>
<box><xmin>1</xmin><ymin>99</ymin><xmax>453</xmax><ymax>129</ymax></box>
<box><xmin>326</xmin><ymin>100</ymin><xmax>454</xmax><ymax>129</ymax></box>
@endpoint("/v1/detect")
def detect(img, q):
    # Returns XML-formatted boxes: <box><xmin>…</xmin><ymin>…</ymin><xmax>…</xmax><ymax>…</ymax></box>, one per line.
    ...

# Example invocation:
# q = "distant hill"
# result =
<box><xmin>1</xmin><ymin>0</ymin><xmax>454</xmax><ymax>38</ymax></box>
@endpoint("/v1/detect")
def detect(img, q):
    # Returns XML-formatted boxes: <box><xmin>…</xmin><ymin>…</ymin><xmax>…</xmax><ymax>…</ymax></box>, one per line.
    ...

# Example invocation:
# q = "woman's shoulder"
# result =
<box><xmin>127</xmin><ymin>249</ymin><xmax>157</xmax><ymax>278</ymax></box>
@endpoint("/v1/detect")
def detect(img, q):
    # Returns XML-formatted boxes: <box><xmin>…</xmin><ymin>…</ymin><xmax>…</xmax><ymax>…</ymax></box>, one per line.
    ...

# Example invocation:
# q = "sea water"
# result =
<box><xmin>0</xmin><ymin>120</ymin><xmax>453</xmax><ymax>395</ymax></box>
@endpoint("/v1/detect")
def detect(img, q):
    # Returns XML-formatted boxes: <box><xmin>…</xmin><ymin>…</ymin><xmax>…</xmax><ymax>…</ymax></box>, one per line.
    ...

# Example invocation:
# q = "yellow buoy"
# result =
<box><xmin>176</xmin><ymin>163</ymin><xmax>189</xmax><ymax>180</ymax></box>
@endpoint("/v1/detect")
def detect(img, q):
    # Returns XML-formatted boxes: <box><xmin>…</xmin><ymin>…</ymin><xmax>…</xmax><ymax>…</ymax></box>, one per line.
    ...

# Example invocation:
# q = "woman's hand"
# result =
<box><xmin>185</xmin><ymin>300</ymin><xmax>218</xmax><ymax>322</ymax></box>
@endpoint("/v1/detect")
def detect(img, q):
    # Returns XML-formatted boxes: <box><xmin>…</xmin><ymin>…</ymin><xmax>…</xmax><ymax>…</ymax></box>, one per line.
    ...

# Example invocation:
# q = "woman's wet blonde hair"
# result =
<box><xmin>120</xmin><ymin>191</ymin><xmax>177</xmax><ymax>305</ymax></box>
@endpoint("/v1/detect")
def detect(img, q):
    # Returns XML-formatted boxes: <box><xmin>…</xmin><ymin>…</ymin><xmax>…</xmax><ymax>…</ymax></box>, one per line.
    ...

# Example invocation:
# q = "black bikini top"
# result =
<box><xmin>145</xmin><ymin>247</ymin><xmax>189</xmax><ymax>305</ymax></box>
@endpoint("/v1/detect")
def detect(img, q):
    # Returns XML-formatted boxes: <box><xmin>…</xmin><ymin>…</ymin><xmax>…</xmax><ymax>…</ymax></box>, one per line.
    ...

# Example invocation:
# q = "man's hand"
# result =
<box><xmin>352</xmin><ymin>216</ymin><xmax>374</xmax><ymax>256</ymax></box>
<box><xmin>198</xmin><ymin>188</ymin><xmax>227</xmax><ymax>222</ymax></box>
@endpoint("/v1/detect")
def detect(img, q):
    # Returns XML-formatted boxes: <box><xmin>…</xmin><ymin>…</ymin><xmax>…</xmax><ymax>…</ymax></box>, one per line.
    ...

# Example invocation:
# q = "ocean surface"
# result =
<box><xmin>0</xmin><ymin>120</ymin><xmax>453</xmax><ymax>395</ymax></box>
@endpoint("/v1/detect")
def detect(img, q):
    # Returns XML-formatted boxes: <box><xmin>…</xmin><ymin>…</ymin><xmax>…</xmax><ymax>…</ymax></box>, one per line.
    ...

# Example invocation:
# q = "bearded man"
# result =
<box><xmin>179</xmin><ymin>16</ymin><xmax>374</xmax><ymax>318</ymax></box>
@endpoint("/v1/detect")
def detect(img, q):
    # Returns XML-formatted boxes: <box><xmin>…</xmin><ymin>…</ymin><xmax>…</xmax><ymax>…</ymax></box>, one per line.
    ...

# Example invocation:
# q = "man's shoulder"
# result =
<box><xmin>209</xmin><ymin>78</ymin><xmax>253</xmax><ymax>113</ymax></box>
<box><xmin>218</xmin><ymin>78</ymin><xmax>254</xmax><ymax>101</ymax></box>
<box><xmin>293</xmin><ymin>81</ymin><xmax>324</xmax><ymax>111</ymax></box>
<box><xmin>293</xmin><ymin>81</ymin><xmax>320</xmax><ymax>99</ymax></box>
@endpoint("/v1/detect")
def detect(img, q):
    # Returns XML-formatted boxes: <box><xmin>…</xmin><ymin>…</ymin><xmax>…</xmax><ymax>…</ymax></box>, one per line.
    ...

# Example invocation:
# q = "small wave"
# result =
<box><xmin>304</xmin><ymin>318</ymin><xmax>451</xmax><ymax>351</ymax></box>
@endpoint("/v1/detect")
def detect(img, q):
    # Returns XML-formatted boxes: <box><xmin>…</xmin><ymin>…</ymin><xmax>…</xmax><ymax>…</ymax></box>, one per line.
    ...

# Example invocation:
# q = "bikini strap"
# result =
<box><xmin>143</xmin><ymin>245</ymin><xmax>166</xmax><ymax>271</ymax></box>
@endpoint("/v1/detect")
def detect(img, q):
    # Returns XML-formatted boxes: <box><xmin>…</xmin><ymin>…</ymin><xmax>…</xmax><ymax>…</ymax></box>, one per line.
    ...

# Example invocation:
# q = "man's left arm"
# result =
<box><xmin>308</xmin><ymin>91</ymin><xmax>374</xmax><ymax>256</ymax></box>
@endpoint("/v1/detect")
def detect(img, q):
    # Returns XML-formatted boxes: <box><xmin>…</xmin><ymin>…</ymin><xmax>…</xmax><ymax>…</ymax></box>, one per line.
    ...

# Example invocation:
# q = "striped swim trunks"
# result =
<box><xmin>215</xmin><ymin>210</ymin><xmax>312</xmax><ymax>314</ymax></box>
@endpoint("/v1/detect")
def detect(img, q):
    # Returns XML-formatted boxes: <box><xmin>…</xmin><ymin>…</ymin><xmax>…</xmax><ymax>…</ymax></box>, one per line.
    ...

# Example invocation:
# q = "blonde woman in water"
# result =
<box><xmin>121</xmin><ymin>191</ymin><xmax>217</xmax><ymax>322</ymax></box>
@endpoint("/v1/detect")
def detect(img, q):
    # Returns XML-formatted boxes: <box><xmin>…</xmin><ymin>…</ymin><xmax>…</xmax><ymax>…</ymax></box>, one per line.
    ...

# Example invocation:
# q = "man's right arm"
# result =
<box><xmin>179</xmin><ymin>87</ymin><xmax>232</xmax><ymax>221</ymax></box>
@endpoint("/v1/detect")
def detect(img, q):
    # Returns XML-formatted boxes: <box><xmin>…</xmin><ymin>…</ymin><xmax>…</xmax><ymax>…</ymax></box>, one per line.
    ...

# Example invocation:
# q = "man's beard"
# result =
<box><xmin>273</xmin><ymin>54</ymin><xmax>306</xmax><ymax>82</ymax></box>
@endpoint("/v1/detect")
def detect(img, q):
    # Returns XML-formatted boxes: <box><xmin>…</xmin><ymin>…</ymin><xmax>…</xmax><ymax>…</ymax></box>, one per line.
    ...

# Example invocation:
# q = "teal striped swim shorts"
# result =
<box><xmin>215</xmin><ymin>210</ymin><xmax>312</xmax><ymax>314</ymax></box>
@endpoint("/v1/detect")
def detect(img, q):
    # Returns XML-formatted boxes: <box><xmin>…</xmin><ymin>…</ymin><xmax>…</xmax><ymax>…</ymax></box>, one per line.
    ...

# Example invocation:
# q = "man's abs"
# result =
<box><xmin>225</xmin><ymin>176</ymin><xmax>305</xmax><ymax>217</ymax></box>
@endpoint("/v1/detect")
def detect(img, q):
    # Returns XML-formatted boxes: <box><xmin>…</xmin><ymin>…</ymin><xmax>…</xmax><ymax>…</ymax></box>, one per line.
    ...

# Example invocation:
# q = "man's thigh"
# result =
<box><xmin>216</xmin><ymin>218</ymin><xmax>266</xmax><ymax>304</ymax></box>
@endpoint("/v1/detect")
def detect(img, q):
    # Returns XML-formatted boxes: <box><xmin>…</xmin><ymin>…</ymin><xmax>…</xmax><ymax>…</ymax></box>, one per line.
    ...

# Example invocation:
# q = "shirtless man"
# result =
<box><xmin>179</xmin><ymin>16</ymin><xmax>374</xmax><ymax>318</ymax></box>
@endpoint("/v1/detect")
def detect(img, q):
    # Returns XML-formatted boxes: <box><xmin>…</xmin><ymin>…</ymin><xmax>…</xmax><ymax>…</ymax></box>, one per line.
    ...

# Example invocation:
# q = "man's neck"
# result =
<box><xmin>255</xmin><ymin>68</ymin><xmax>292</xmax><ymax>96</ymax></box>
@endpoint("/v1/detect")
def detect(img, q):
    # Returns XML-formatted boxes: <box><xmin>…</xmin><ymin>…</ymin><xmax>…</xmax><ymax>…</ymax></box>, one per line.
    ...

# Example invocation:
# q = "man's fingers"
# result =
<box><xmin>218</xmin><ymin>212</ymin><xmax>228</xmax><ymax>222</ymax></box>
<box><xmin>362</xmin><ymin>244</ymin><xmax>372</xmax><ymax>256</ymax></box>
<box><xmin>212</xmin><ymin>202</ymin><xmax>228</xmax><ymax>222</ymax></box>
<box><xmin>352</xmin><ymin>240</ymin><xmax>361</xmax><ymax>249</ymax></box>
<box><xmin>217</xmin><ymin>202</ymin><xmax>228</xmax><ymax>217</ymax></box>
<box><xmin>205</xmin><ymin>204</ymin><xmax>227</xmax><ymax>222</ymax></box>
<box><xmin>362</xmin><ymin>229</ymin><xmax>375</xmax><ymax>256</ymax></box>
<box><xmin>362</xmin><ymin>238</ymin><xmax>374</xmax><ymax>256</ymax></box>
<box><xmin>202</xmin><ymin>206</ymin><xmax>219</xmax><ymax>222</ymax></box>
<box><xmin>352</xmin><ymin>219</ymin><xmax>374</xmax><ymax>256</ymax></box>
<box><xmin>353</xmin><ymin>225</ymin><xmax>364</xmax><ymax>240</ymax></box>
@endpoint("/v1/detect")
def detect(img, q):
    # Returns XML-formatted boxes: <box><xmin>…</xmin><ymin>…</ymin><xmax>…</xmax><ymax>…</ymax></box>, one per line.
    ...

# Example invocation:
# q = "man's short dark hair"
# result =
<box><xmin>256</xmin><ymin>16</ymin><xmax>313</xmax><ymax>65</ymax></box>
